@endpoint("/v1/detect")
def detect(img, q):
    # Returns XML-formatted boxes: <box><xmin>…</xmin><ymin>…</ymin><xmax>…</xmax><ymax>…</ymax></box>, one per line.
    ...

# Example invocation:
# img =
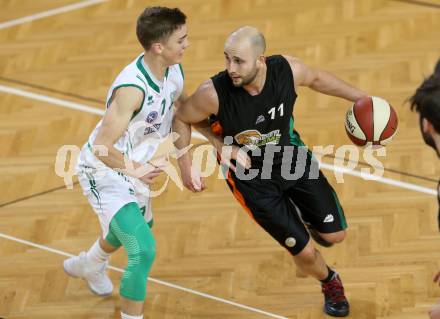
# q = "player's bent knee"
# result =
<box><xmin>295</xmin><ymin>244</ymin><xmax>317</xmax><ymax>264</ymax></box>
<box><xmin>137</xmin><ymin>241</ymin><xmax>157</xmax><ymax>270</ymax></box>
<box><xmin>320</xmin><ymin>230</ymin><xmax>346</xmax><ymax>244</ymax></box>
<box><xmin>119</xmin><ymin>222</ymin><xmax>156</xmax><ymax>301</ymax></box>
<box><xmin>120</xmin><ymin>242</ymin><xmax>156</xmax><ymax>301</ymax></box>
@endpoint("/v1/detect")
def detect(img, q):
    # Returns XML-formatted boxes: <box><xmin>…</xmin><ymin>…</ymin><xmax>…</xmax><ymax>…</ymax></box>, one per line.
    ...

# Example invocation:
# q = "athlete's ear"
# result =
<box><xmin>256</xmin><ymin>55</ymin><xmax>265</xmax><ymax>67</ymax></box>
<box><xmin>150</xmin><ymin>42</ymin><xmax>163</xmax><ymax>54</ymax></box>
<box><xmin>422</xmin><ymin>117</ymin><xmax>434</xmax><ymax>134</ymax></box>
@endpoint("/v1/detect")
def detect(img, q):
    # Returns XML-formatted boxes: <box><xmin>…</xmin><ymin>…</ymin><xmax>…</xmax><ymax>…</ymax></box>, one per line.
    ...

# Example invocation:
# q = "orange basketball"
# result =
<box><xmin>345</xmin><ymin>96</ymin><xmax>398</xmax><ymax>147</ymax></box>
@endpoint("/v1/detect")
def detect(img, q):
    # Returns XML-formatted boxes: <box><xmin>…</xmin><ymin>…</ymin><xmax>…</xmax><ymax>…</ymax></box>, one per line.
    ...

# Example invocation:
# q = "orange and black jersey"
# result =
<box><xmin>211</xmin><ymin>55</ymin><xmax>304</xmax><ymax>168</ymax></box>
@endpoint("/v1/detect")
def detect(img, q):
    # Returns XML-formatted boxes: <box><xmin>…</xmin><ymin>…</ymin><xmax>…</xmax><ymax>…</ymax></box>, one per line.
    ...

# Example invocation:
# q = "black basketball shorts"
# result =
<box><xmin>224</xmin><ymin>167</ymin><xmax>347</xmax><ymax>255</ymax></box>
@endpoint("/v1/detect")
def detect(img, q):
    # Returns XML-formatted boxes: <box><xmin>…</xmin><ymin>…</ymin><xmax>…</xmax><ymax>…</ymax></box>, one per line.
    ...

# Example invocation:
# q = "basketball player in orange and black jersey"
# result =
<box><xmin>410</xmin><ymin>59</ymin><xmax>440</xmax><ymax>319</ymax></box>
<box><xmin>173</xmin><ymin>26</ymin><xmax>368</xmax><ymax>317</ymax></box>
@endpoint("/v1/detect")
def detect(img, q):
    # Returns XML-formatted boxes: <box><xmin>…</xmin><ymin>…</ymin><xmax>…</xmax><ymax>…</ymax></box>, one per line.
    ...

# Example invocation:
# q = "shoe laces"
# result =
<box><xmin>322</xmin><ymin>275</ymin><xmax>346</xmax><ymax>303</ymax></box>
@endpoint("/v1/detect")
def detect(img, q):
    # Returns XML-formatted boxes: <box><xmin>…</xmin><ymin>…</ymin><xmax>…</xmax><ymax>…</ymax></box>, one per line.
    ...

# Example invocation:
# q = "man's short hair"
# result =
<box><xmin>410</xmin><ymin>71</ymin><xmax>440</xmax><ymax>133</ymax></box>
<box><xmin>136</xmin><ymin>7</ymin><xmax>186</xmax><ymax>50</ymax></box>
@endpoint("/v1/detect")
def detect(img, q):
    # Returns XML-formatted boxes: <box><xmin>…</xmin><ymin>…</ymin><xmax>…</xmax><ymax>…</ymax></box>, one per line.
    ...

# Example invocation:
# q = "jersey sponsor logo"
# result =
<box><xmin>146</xmin><ymin>111</ymin><xmax>158</xmax><ymax>124</ymax></box>
<box><xmin>144</xmin><ymin>123</ymin><xmax>162</xmax><ymax>135</ymax></box>
<box><xmin>255</xmin><ymin>115</ymin><xmax>265</xmax><ymax>124</ymax></box>
<box><xmin>234</xmin><ymin>129</ymin><xmax>281</xmax><ymax>150</ymax></box>
<box><xmin>323</xmin><ymin>214</ymin><xmax>334</xmax><ymax>223</ymax></box>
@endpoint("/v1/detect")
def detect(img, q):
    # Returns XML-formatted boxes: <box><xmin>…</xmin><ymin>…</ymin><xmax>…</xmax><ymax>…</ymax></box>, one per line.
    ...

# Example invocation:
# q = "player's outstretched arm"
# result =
<box><xmin>175</xmin><ymin>86</ymin><xmax>232</xmax><ymax>157</ymax></box>
<box><xmin>172</xmin><ymin>80</ymin><xmax>219</xmax><ymax>191</ymax></box>
<box><xmin>176</xmin><ymin>80</ymin><xmax>219</xmax><ymax>123</ymax></box>
<box><xmin>93</xmin><ymin>86</ymin><xmax>166</xmax><ymax>184</ymax></box>
<box><xmin>283</xmin><ymin>55</ymin><xmax>368</xmax><ymax>102</ymax></box>
<box><xmin>193</xmin><ymin>119</ymin><xmax>225</xmax><ymax>152</ymax></box>
<box><xmin>174</xmin><ymin>80</ymin><xmax>251</xmax><ymax>176</ymax></box>
<box><xmin>173</xmin><ymin>79</ymin><xmax>220</xmax><ymax>151</ymax></box>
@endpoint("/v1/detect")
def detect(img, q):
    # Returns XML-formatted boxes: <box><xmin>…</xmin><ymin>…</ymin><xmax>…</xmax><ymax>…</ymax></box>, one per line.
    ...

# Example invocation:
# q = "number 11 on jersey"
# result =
<box><xmin>268</xmin><ymin>103</ymin><xmax>284</xmax><ymax>120</ymax></box>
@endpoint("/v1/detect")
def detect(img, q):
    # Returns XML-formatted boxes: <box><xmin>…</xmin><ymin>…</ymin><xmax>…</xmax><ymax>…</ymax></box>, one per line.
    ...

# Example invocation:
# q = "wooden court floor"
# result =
<box><xmin>1</xmin><ymin>0</ymin><xmax>440</xmax><ymax>318</ymax></box>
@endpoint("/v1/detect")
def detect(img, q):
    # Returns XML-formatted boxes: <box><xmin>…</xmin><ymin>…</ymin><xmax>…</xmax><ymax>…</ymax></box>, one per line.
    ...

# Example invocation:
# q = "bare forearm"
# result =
<box><xmin>173</xmin><ymin>116</ymin><xmax>193</xmax><ymax>151</ymax></box>
<box><xmin>193</xmin><ymin>121</ymin><xmax>223</xmax><ymax>152</ymax></box>
<box><xmin>93</xmin><ymin>144</ymin><xmax>143</xmax><ymax>177</ymax></box>
<box><xmin>310</xmin><ymin>70</ymin><xmax>368</xmax><ymax>102</ymax></box>
<box><xmin>172</xmin><ymin>116</ymin><xmax>193</xmax><ymax>168</ymax></box>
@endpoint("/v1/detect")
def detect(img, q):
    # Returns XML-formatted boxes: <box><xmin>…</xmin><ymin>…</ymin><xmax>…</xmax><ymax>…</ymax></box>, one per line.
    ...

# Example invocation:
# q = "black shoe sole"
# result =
<box><xmin>324</xmin><ymin>305</ymin><xmax>349</xmax><ymax>317</ymax></box>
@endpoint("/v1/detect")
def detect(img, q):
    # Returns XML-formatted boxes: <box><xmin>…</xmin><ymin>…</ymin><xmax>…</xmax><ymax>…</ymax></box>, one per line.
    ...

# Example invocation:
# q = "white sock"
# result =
<box><xmin>86</xmin><ymin>239</ymin><xmax>110</xmax><ymax>270</ymax></box>
<box><xmin>121</xmin><ymin>312</ymin><xmax>143</xmax><ymax>319</ymax></box>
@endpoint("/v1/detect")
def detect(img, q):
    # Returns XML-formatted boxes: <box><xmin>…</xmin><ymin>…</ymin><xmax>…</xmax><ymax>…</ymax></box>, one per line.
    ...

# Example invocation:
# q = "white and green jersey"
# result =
<box><xmin>78</xmin><ymin>53</ymin><xmax>184</xmax><ymax>169</ymax></box>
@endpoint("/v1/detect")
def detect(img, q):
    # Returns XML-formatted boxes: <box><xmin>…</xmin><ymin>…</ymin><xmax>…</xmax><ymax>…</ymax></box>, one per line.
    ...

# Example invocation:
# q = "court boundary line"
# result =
<box><xmin>0</xmin><ymin>83</ymin><xmax>437</xmax><ymax>197</ymax></box>
<box><xmin>0</xmin><ymin>232</ymin><xmax>288</xmax><ymax>319</ymax></box>
<box><xmin>0</xmin><ymin>0</ymin><xmax>107</xmax><ymax>30</ymax></box>
<box><xmin>0</xmin><ymin>182</ymin><xmax>79</xmax><ymax>208</ymax></box>
<box><xmin>0</xmin><ymin>76</ymin><xmax>103</xmax><ymax>104</ymax></box>
<box><xmin>0</xmin><ymin>84</ymin><xmax>103</xmax><ymax>115</ymax></box>
<box><xmin>391</xmin><ymin>0</ymin><xmax>440</xmax><ymax>9</ymax></box>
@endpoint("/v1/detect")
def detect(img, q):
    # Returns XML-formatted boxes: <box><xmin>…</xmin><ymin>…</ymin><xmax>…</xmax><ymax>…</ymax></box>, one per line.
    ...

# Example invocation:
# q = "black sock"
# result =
<box><xmin>320</xmin><ymin>266</ymin><xmax>335</xmax><ymax>284</ymax></box>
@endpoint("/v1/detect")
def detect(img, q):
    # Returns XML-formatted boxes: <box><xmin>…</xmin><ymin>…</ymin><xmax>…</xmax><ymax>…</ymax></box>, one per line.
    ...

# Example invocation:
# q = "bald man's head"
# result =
<box><xmin>223</xmin><ymin>26</ymin><xmax>267</xmax><ymax>87</ymax></box>
<box><xmin>225</xmin><ymin>26</ymin><xmax>266</xmax><ymax>57</ymax></box>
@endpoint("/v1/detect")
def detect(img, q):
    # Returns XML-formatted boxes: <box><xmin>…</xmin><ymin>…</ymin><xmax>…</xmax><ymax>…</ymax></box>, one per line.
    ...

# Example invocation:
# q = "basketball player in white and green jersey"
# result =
<box><xmin>63</xmin><ymin>7</ymin><xmax>198</xmax><ymax>319</ymax></box>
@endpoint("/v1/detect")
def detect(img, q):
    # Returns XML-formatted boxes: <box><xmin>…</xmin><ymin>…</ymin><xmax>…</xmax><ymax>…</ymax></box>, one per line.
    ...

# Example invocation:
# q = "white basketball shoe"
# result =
<box><xmin>63</xmin><ymin>252</ymin><xmax>113</xmax><ymax>296</ymax></box>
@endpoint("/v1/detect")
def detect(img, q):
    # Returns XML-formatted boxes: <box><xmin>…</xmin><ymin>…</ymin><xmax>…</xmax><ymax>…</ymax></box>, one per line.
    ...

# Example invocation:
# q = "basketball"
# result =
<box><xmin>344</xmin><ymin>96</ymin><xmax>398</xmax><ymax>147</ymax></box>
